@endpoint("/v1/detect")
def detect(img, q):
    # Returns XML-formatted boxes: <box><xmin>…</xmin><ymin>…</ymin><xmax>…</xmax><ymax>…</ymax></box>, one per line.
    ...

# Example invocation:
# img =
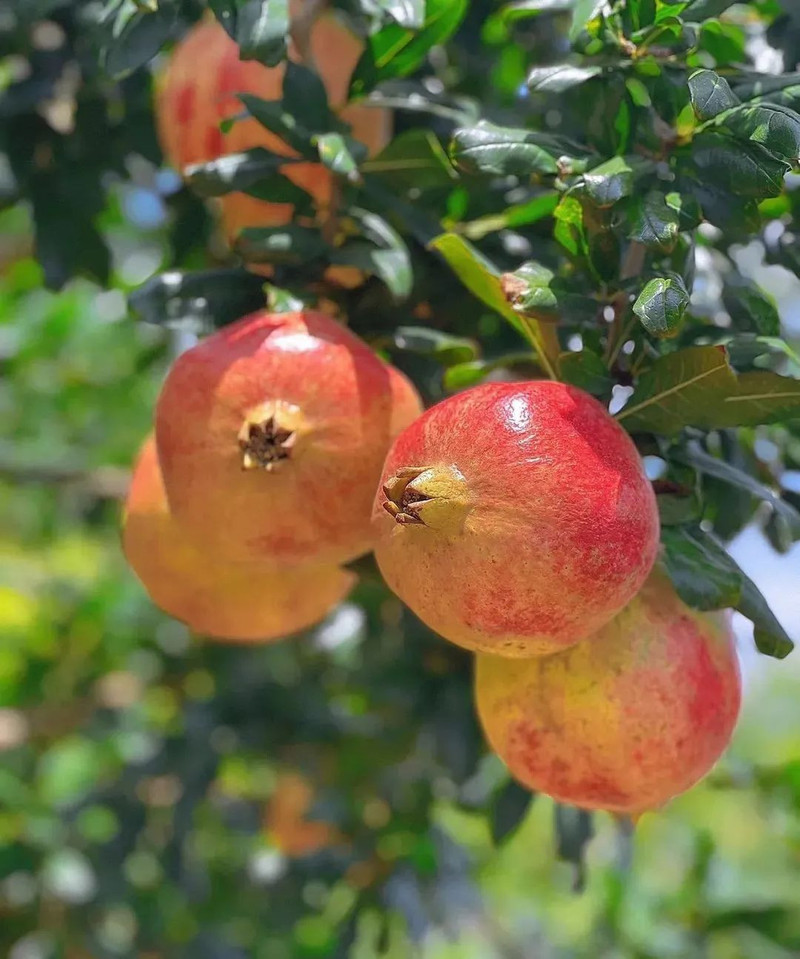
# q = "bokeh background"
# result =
<box><xmin>3</xmin><ymin>1</ymin><xmax>800</xmax><ymax>957</ymax></box>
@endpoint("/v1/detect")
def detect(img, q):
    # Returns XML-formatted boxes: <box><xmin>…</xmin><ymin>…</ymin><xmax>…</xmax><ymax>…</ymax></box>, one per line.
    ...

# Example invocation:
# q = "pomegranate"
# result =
<box><xmin>475</xmin><ymin>571</ymin><xmax>741</xmax><ymax>814</ymax></box>
<box><xmin>155</xmin><ymin>11</ymin><xmax>390</xmax><ymax>240</ymax></box>
<box><xmin>373</xmin><ymin>380</ymin><xmax>659</xmax><ymax>656</ymax></box>
<box><xmin>122</xmin><ymin>436</ymin><xmax>354</xmax><ymax>641</ymax></box>
<box><xmin>155</xmin><ymin>309</ymin><xmax>423</xmax><ymax>565</ymax></box>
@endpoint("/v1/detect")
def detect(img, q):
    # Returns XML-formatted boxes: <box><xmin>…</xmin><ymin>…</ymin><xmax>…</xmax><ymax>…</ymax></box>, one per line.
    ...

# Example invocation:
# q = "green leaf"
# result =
<box><xmin>241</xmin><ymin>173</ymin><xmax>315</xmax><ymax>213</ymax></box>
<box><xmin>449</xmin><ymin>121</ymin><xmax>560</xmax><ymax>177</ymax></box>
<box><xmin>722</xmin><ymin>278</ymin><xmax>781</xmax><ymax>336</ymax></box>
<box><xmin>362</xmin><ymin>81</ymin><xmax>479</xmax><ymax>124</ymax></box>
<box><xmin>349</xmin><ymin>0</ymin><xmax>469</xmax><ymax>97</ymax></box>
<box><xmin>687</xmin><ymin>132</ymin><xmax>788</xmax><ymax>199</ymax></box>
<box><xmin>738</xmin><ymin>577</ymin><xmax>795</xmax><ymax>659</ymax></box>
<box><xmin>428</xmin><ymin>233</ymin><xmax>525</xmax><ymax>332</ymax></box>
<box><xmin>688</xmin><ymin>69</ymin><xmax>738</xmax><ymax>121</ymax></box>
<box><xmin>552</xmin><ymin>193</ymin><xmax>586</xmax><ymax>256</ymax></box>
<box><xmin>129</xmin><ymin>269</ymin><xmax>267</xmax><ymax>332</ymax></box>
<box><xmin>238</xmin><ymin>94</ymin><xmax>315</xmax><ymax>156</ymax></box>
<box><xmin>618</xmin><ymin>345</ymin><xmax>800</xmax><ymax>432</ymax></box>
<box><xmin>676</xmin><ymin>442</ymin><xmax>800</xmax><ymax>539</ymax></box>
<box><xmin>183</xmin><ymin>149</ymin><xmax>284</xmax><ymax>197</ymax></box>
<box><xmin>582</xmin><ymin>156</ymin><xmax>641</xmax><ymax>208</ymax></box>
<box><xmin>331</xmin><ymin>208</ymin><xmax>413</xmax><ymax>300</ymax></box>
<box><xmin>527</xmin><ymin>64</ymin><xmax>602</xmax><ymax>94</ymax></box>
<box><xmin>490</xmin><ymin>780</ymin><xmax>534</xmax><ymax>845</ymax></box>
<box><xmin>554</xmin><ymin>805</ymin><xmax>594</xmax><ymax>892</ymax></box>
<box><xmin>282</xmin><ymin>62</ymin><xmax>332</xmax><ymax>133</ymax></box>
<box><xmin>733</xmin><ymin>73</ymin><xmax>800</xmax><ymax>110</ymax></box>
<box><xmin>559</xmin><ymin>349</ymin><xmax>613</xmax><ymax>397</ymax></box>
<box><xmin>716</xmin><ymin>102</ymin><xmax>800</xmax><ymax>165</ymax></box>
<box><xmin>661</xmin><ymin>526</ymin><xmax>743</xmax><ymax>610</ymax></box>
<box><xmin>633</xmin><ymin>274</ymin><xmax>690</xmax><ymax>338</ymax></box>
<box><xmin>500</xmin><ymin>261</ymin><xmax>558</xmax><ymax>318</ymax></box>
<box><xmin>364</xmin><ymin>129</ymin><xmax>458</xmax><ymax>189</ymax></box>
<box><xmin>390</xmin><ymin>327</ymin><xmax>478</xmax><ymax>364</ymax></box>
<box><xmin>313</xmin><ymin>133</ymin><xmax>365</xmax><ymax>181</ymax></box>
<box><xmin>237</xmin><ymin>0</ymin><xmax>289</xmax><ymax>66</ymax></box>
<box><xmin>102</xmin><ymin>5</ymin><xmax>177</xmax><ymax>78</ymax></box>
<box><xmin>628</xmin><ymin>191</ymin><xmax>681</xmax><ymax>250</ymax></box>
<box><xmin>660</xmin><ymin>526</ymin><xmax>793</xmax><ymax>658</ymax></box>
<box><xmin>569</xmin><ymin>0</ymin><xmax>605</xmax><ymax>41</ymax></box>
<box><xmin>442</xmin><ymin>352</ymin><xmax>538</xmax><ymax>390</ymax></box>
<box><xmin>236</xmin><ymin>225</ymin><xmax>328</xmax><ymax>264</ymax></box>
<box><xmin>459</xmin><ymin>192</ymin><xmax>559</xmax><ymax>240</ymax></box>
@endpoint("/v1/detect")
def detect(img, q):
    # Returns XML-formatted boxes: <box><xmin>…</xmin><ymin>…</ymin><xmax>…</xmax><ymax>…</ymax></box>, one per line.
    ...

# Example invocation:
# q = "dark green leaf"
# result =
<box><xmin>102</xmin><ymin>6</ymin><xmax>177</xmax><ymax>78</ymax></box>
<box><xmin>241</xmin><ymin>173</ymin><xmax>315</xmax><ymax>213</ymax></box>
<box><xmin>379</xmin><ymin>0</ymin><xmax>426</xmax><ymax>28</ymax></box>
<box><xmin>628</xmin><ymin>192</ymin><xmax>681</xmax><ymax>250</ymax></box>
<box><xmin>237</xmin><ymin>0</ymin><xmax>289</xmax><ymax>66</ymax></box>
<box><xmin>450</xmin><ymin>121</ymin><xmax>560</xmax><ymax>177</ymax></box>
<box><xmin>675</xmin><ymin>442</ymin><xmax>800</xmax><ymax>540</ymax></box>
<box><xmin>490</xmin><ymin>780</ymin><xmax>534</xmax><ymax>845</ymax></box>
<box><xmin>738</xmin><ymin>578</ymin><xmax>794</xmax><ymax>659</ymax></box>
<box><xmin>527</xmin><ymin>64</ymin><xmax>602</xmax><ymax>94</ymax></box>
<box><xmin>501</xmin><ymin>261</ymin><xmax>558</xmax><ymax>318</ymax></box>
<box><xmin>331</xmin><ymin>208</ymin><xmax>413</xmax><ymax>300</ymax></box>
<box><xmin>733</xmin><ymin>73</ymin><xmax>800</xmax><ymax>110</ymax></box>
<box><xmin>722</xmin><ymin>278</ymin><xmax>781</xmax><ymax>337</ymax></box>
<box><xmin>582</xmin><ymin>156</ymin><xmax>642</xmax><ymax>208</ymax></box>
<box><xmin>236</xmin><ymin>225</ymin><xmax>328</xmax><ymax>264</ymax></box>
<box><xmin>559</xmin><ymin>349</ymin><xmax>613</xmax><ymax>397</ymax></box>
<box><xmin>363</xmin><ymin>81</ymin><xmax>479</xmax><ymax>124</ymax></box>
<box><xmin>554</xmin><ymin>805</ymin><xmax>594</xmax><ymax>893</ymax></box>
<box><xmin>390</xmin><ymin>327</ymin><xmax>478</xmax><ymax>365</ymax></box>
<box><xmin>661</xmin><ymin>526</ymin><xmax>743</xmax><ymax>610</ymax></box>
<box><xmin>364</xmin><ymin>130</ymin><xmax>457</xmax><ymax>191</ymax></box>
<box><xmin>129</xmin><ymin>269</ymin><xmax>267</xmax><ymax>331</ymax></box>
<box><xmin>716</xmin><ymin>103</ymin><xmax>800</xmax><ymax>165</ymax></box>
<box><xmin>688</xmin><ymin>69</ymin><xmax>738</xmax><ymax>121</ymax></box>
<box><xmin>238</xmin><ymin>94</ymin><xmax>315</xmax><ymax>156</ymax></box>
<box><xmin>633</xmin><ymin>274</ymin><xmax>690</xmax><ymax>338</ymax></box>
<box><xmin>687</xmin><ymin>132</ymin><xmax>788</xmax><ymax>199</ymax></box>
<box><xmin>282</xmin><ymin>62</ymin><xmax>332</xmax><ymax>132</ymax></box>
<box><xmin>184</xmin><ymin>149</ymin><xmax>285</xmax><ymax>197</ymax></box>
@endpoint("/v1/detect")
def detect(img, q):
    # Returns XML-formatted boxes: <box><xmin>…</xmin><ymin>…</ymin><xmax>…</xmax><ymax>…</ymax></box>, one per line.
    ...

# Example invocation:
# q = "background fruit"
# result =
<box><xmin>373</xmin><ymin>381</ymin><xmax>660</xmax><ymax>657</ymax></box>
<box><xmin>155</xmin><ymin>12</ymin><xmax>390</xmax><ymax>241</ymax></box>
<box><xmin>475</xmin><ymin>571</ymin><xmax>742</xmax><ymax>814</ymax></box>
<box><xmin>123</xmin><ymin>435</ymin><xmax>355</xmax><ymax>640</ymax></box>
<box><xmin>156</xmin><ymin>309</ymin><xmax>423</xmax><ymax>565</ymax></box>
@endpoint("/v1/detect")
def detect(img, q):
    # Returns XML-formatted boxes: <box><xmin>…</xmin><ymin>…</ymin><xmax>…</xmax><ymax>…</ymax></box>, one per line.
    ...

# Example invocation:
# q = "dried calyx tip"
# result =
<box><xmin>381</xmin><ymin>464</ymin><xmax>471</xmax><ymax>533</ymax></box>
<box><xmin>239</xmin><ymin>416</ymin><xmax>297</xmax><ymax>471</ymax></box>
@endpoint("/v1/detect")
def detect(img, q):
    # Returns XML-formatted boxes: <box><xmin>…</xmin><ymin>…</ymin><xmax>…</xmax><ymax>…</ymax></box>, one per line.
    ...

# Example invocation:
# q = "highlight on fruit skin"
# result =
<box><xmin>154</xmin><ymin>7</ymin><xmax>391</xmax><ymax>241</ymax></box>
<box><xmin>372</xmin><ymin>380</ymin><xmax>660</xmax><ymax>658</ymax></box>
<box><xmin>475</xmin><ymin>571</ymin><xmax>742</xmax><ymax>815</ymax></box>
<box><xmin>155</xmin><ymin>309</ymin><xmax>423</xmax><ymax>566</ymax></box>
<box><xmin>122</xmin><ymin>435</ymin><xmax>355</xmax><ymax>642</ymax></box>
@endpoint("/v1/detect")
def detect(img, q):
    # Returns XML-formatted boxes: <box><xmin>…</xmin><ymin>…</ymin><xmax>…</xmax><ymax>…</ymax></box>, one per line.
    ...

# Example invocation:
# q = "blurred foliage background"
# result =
<box><xmin>2</xmin><ymin>0</ymin><xmax>800</xmax><ymax>957</ymax></box>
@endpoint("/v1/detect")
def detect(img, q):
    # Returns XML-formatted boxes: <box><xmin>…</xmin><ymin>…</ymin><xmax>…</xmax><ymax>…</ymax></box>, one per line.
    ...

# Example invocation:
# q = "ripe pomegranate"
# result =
<box><xmin>373</xmin><ymin>380</ymin><xmax>659</xmax><ymax>657</ymax></box>
<box><xmin>155</xmin><ymin>11</ymin><xmax>390</xmax><ymax>240</ymax></box>
<box><xmin>122</xmin><ymin>436</ymin><xmax>354</xmax><ymax>641</ymax></box>
<box><xmin>475</xmin><ymin>572</ymin><xmax>742</xmax><ymax>815</ymax></box>
<box><xmin>155</xmin><ymin>309</ymin><xmax>423</xmax><ymax>565</ymax></box>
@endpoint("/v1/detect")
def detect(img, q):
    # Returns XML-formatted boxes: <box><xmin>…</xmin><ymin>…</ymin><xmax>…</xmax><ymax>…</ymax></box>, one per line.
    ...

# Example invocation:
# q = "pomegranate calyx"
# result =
<box><xmin>239</xmin><ymin>416</ymin><xmax>297</xmax><ymax>471</ymax></box>
<box><xmin>382</xmin><ymin>464</ymin><xmax>471</xmax><ymax>533</ymax></box>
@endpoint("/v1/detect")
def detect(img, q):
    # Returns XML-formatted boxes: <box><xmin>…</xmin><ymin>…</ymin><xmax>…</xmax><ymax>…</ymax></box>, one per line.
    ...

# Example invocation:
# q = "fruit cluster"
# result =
<box><xmin>124</xmin><ymin>308</ymin><xmax>741</xmax><ymax>819</ymax></box>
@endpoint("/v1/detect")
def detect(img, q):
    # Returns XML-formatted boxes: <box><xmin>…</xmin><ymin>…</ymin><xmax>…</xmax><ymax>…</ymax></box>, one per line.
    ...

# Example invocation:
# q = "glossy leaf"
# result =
<box><xmin>688</xmin><ymin>69</ymin><xmax>738</xmax><ymax>121</ymax></box>
<box><xmin>582</xmin><ymin>156</ymin><xmax>642</xmax><ymax>208</ymax></box>
<box><xmin>559</xmin><ymin>349</ymin><xmax>613</xmax><ymax>396</ymax></box>
<box><xmin>527</xmin><ymin>64</ymin><xmax>602</xmax><ymax>93</ymax></box>
<box><xmin>716</xmin><ymin>102</ymin><xmax>800</xmax><ymax>164</ymax></box>
<box><xmin>450</xmin><ymin>121</ymin><xmax>560</xmax><ymax>177</ymax></box>
<box><xmin>236</xmin><ymin>0</ymin><xmax>289</xmax><ymax>66</ymax></box>
<box><xmin>389</xmin><ymin>326</ymin><xmax>478</xmax><ymax>364</ymax></box>
<box><xmin>661</xmin><ymin>525</ymin><xmax>743</xmax><ymax>610</ymax></box>
<box><xmin>184</xmin><ymin>149</ymin><xmax>284</xmax><ymax>197</ymax></box>
<box><xmin>687</xmin><ymin>132</ymin><xmax>788</xmax><ymax>199</ymax></box>
<box><xmin>628</xmin><ymin>191</ymin><xmax>681</xmax><ymax>250</ymax></box>
<box><xmin>236</xmin><ymin>225</ymin><xmax>328</xmax><ymax>264</ymax></box>
<box><xmin>633</xmin><ymin>274</ymin><xmax>690</xmax><ymax>338</ymax></box>
<box><xmin>331</xmin><ymin>209</ymin><xmax>413</xmax><ymax>300</ymax></box>
<box><xmin>722</xmin><ymin>278</ymin><xmax>781</xmax><ymax>337</ymax></box>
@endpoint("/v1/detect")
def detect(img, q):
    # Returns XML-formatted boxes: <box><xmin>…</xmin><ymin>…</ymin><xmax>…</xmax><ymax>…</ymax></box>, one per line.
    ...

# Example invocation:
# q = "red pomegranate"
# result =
<box><xmin>373</xmin><ymin>380</ymin><xmax>660</xmax><ymax>656</ymax></box>
<box><xmin>155</xmin><ymin>309</ymin><xmax>423</xmax><ymax>565</ymax></box>
<box><xmin>122</xmin><ymin>436</ymin><xmax>355</xmax><ymax>641</ymax></box>
<box><xmin>475</xmin><ymin>571</ymin><xmax>742</xmax><ymax>814</ymax></box>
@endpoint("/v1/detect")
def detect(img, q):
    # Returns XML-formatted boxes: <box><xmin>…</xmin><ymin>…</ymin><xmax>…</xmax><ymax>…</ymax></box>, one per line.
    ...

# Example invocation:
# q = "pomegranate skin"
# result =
<box><xmin>155</xmin><ymin>14</ymin><xmax>390</xmax><ymax>237</ymax></box>
<box><xmin>155</xmin><ymin>310</ymin><xmax>423</xmax><ymax>565</ymax></box>
<box><xmin>475</xmin><ymin>572</ymin><xmax>742</xmax><ymax>815</ymax></box>
<box><xmin>373</xmin><ymin>380</ymin><xmax>659</xmax><ymax>656</ymax></box>
<box><xmin>123</xmin><ymin>437</ymin><xmax>355</xmax><ymax>641</ymax></box>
